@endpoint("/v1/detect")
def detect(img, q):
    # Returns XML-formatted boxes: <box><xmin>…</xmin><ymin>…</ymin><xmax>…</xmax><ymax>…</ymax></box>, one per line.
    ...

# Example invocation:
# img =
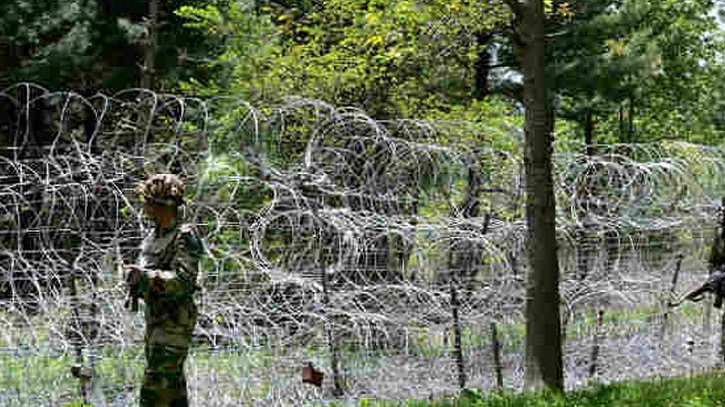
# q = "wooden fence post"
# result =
<box><xmin>588</xmin><ymin>309</ymin><xmax>605</xmax><ymax>379</ymax></box>
<box><xmin>661</xmin><ymin>254</ymin><xmax>683</xmax><ymax>338</ymax></box>
<box><xmin>490</xmin><ymin>322</ymin><xmax>503</xmax><ymax>389</ymax></box>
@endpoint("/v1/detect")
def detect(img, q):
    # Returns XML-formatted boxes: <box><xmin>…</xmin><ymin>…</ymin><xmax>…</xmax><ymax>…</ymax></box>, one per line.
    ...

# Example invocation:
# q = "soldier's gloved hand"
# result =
<box><xmin>147</xmin><ymin>270</ymin><xmax>176</xmax><ymax>294</ymax></box>
<box><xmin>123</xmin><ymin>264</ymin><xmax>145</xmax><ymax>311</ymax></box>
<box><xmin>124</xmin><ymin>264</ymin><xmax>142</xmax><ymax>286</ymax></box>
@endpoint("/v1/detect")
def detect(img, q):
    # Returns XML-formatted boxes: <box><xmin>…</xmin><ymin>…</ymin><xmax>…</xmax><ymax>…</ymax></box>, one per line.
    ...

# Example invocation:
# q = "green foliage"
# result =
<box><xmin>175</xmin><ymin>0</ymin><xmax>510</xmax><ymax>119</ymax></box>
<box><xmin>4</xmin><ymin>0</ymin><xmax>725</xmax><ymax>148</ymax></box>
<box><xmin>172</xmin><ymin>0</ymin><xmax>725</xmax><ymax>150</ymax></box>
<box><xmin>544</xmin><ymin>0</ymin><xmax>725</xmax><ymax>144</ymax></box>
<box><xmin>0</xmin><ymin>0</ymin><xmax>99</xmax><ymax>88</ymax></box>
<box><xmin>0</xmin><ymin>0</ymin><xmax>213</xmax><ymax>90</ymax></box>
<box><xmin>61</xmin><ymin>399</ymin><xmax>92</xmax><ymax>407</ymax></box>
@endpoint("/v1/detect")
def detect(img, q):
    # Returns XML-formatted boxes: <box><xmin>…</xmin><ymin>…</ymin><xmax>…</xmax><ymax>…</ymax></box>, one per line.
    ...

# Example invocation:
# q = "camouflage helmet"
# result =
<box><xmin>135</xmin><ymin>173</ymin><xmax>186</xmax><ymax>206</ymax></box>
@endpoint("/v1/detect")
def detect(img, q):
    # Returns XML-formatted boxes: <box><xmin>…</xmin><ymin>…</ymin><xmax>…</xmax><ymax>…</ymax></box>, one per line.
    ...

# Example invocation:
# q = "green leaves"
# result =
<box><xmin>540</xmin><ymin>0</ymin><xmax>725</xmax><ymax>144</ymax></box>
<box><xmin>0</xmin><ymin>0</ymin><xmax>99</xmax><ymax>87</ymax></box>
<box><xmin>174</xmin><ymin>0</ymin><xmax>510</xmax><ymax>120</ymax></box>
<box><xmin>175</xmin><ymin>4</ymin><xmax>225</xmax><ymax>33</ymax></box>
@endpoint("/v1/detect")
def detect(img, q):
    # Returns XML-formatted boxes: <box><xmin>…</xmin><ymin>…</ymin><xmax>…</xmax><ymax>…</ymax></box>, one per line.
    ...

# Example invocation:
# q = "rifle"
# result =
<box><xmin>124</xmin><ymin>266</ymin><xmax>142</xmax><ymax>312</ymax></box>
<box><xmin>669</xmin><ymin>270</ymin><xmax>725</xmax><ymax>308</ymax></box>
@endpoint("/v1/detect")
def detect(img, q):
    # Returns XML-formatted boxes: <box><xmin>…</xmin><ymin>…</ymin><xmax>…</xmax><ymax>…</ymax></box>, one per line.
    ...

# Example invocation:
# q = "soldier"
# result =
<box><xmin>670</xmin><ymin>202</ymin><xmax>725</xmax><ymax>309</ymax></box>
<box><xmin>668</xmin><ymin>269</ymin><xmax>725</xmax><ymax>309</ymax></box>
<box><xmin>125</xmin><ymin>174</ymin><xmax>203</xmax><ymax>407</ymax></box>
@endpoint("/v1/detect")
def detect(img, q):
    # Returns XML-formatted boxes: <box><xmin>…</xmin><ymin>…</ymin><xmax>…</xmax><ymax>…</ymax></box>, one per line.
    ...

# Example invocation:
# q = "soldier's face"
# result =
<box><xmin>144</xmin><ymin>202</ymin><xmax>178</xmax><ymax>228</ymax></box>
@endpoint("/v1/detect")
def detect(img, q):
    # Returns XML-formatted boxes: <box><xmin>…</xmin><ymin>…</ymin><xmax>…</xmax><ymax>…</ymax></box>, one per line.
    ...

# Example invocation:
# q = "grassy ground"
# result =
<box><xmin>336</xmin><ymin>370</ymin><xmax>725</xmax><ymax>406</ymax></box>
<box><xmin>0</xmin><ymin>301</ymin><xmax>713</xmax><ymax>406</ymax></box>
<box><xmin>20</xmin><ymin>369</ymin><xmax>725</xmax><ymax>407</ymax></box>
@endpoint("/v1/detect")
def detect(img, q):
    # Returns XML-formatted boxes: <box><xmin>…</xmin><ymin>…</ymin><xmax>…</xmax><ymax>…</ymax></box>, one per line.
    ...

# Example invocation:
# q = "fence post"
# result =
<box><xmin>311</xmin><ymin>191</ymin><xmax>344</xmax><ymax>397</ymax></box>
<box><xmin>490</xmin><ymin>322</ymin><xmax>503</xmax><ymax>389</ymax></box>
<box><xmin>719</xmin><ymin>312</ymin><xmax>725</xmax><ymax>366</ymax></box>
<box><xmin>321</xmin><ymin>247</ymin><xmax>344</xmax><ymax>397</ymax></box>
<box><xmin>588</xmin><ymin>309</ymin><xmax>605</xmax><ymax>379</ymax></box>
<box><xmin>450</xmin><ymin>280</ymin><xmax>465</xmax><ymax>390</ymax></box>
<box><xmin>661</xmin><ymin>254</ymin><xmax>683</xmax><ymax>339</ymax></box>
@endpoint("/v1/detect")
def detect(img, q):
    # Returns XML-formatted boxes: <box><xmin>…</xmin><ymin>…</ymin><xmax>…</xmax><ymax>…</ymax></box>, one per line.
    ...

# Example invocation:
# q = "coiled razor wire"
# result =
<box><xmin>1</xmin><ymin>83</ymin><xmax>725</xmax><ymax>406</ymax></box>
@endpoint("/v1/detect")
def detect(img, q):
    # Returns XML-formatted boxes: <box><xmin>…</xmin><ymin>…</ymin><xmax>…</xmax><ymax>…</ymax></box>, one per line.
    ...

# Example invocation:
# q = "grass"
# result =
<box><xmin>3</xmin><ymin>345</ymin><xmax>725</xmax><ymax>406</ymax></box>
<box><xmin>333</xmin><ymin>370</ymin><xmax>725</xmax><ymax>406</ymax></box>
<box><xmin>0</xmin><ymin>301</ymin><xmax>714</xmax><ymax>406</ymax></box>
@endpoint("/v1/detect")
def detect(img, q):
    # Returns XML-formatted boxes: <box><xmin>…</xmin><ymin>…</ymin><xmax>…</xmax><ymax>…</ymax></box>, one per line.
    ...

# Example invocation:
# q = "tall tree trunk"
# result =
<box><xmin>627</xmin><ymin>96</ymin><xmax>635</xmax><ymax>142</ymax></box>
<box><xmin>508</xmin><ymin>0</ymin><xmax>564</xmax><ymax>391</ymax></box>
<box><xmin>0</xmin><ymin>36</ymin><xmax>12</xmax><ymax>89</ymax></box>
<box><xmin>141</xmin><ymin>0</ymin><xmax>158</xmax><ymax>89</ymax></box>
<box><xmin>584</xmin><ymin>109</ymin><xmax>595</xmax><ymax>156</ymax></box>
<box><xmin>619</xmin><ymin>104</ymin><xmax>625</xmax><ymax>142</ymax></box>
<box><xmin>401</xmin><ymin>191</ymin><xmax>419</xmax><ymax>280</ymax></box>
<box><xmin>474</xmin><ymin>32</ymin><xmax>493</xmax><ymax>100</ymax></box>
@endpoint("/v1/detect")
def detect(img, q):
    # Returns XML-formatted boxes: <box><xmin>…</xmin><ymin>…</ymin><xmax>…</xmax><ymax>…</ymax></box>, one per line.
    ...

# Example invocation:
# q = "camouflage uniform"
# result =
<box><xmin>137</xmin><ymin>222</ymin><xmax>203</xmax><ymax>407</ymax></box>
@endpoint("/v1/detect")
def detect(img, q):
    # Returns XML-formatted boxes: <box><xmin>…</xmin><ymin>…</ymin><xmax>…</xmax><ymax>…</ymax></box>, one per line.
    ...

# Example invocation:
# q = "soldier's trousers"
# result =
<box><xmin>140</xmin><ymin>345</ymin><xmax>189</xmax><ymax>407</ymax></box>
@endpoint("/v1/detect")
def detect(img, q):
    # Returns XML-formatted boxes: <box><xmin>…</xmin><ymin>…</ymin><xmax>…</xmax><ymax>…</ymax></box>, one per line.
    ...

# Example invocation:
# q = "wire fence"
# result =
<box><xmin>1</xmin><ymin>83</ymin><xmax>725</xmax><ymax>406</ymax></box>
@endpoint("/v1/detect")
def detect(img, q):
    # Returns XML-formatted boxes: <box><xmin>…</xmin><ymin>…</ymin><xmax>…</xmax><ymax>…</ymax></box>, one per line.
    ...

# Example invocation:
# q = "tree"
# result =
<box><xmin>0</xmin><ymin>0</ymin><xmax>211</xmax><ymax>91</ymax></box>
<box><xmin>506</xmin><ymin>0</ymin><xmax>563</xmax><ymax>391</ymax></box>
<box><xmin>0</xmin><ymin>0</ymin><xmax>103</xmax><ymax>90</ymax></box>
<box><xmin>492</xmin><ymin>0</ymin><xmax>725</xmax><ymax>146</ymax></box>
<box><xmin>554</xmin><ymin>0</ymin><xmax>722</xmax><ymax>144</ymax></box>
<box><xmin>140</xmin><ymin>0</ymin><xmax>159</xmax><ymax>89</ymax></box>
<box><xmin>175</xmin><ymin>0</ymin><xmax>510</xmax><ymax>118</ymax></box>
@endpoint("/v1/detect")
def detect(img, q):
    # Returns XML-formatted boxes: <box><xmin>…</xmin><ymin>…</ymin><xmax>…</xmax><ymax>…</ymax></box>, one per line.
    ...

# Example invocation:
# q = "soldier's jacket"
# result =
<box><xmin>138</xmin><ymin>223</ymin><xmax>203</xmax><ymax>348</ymax></box>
